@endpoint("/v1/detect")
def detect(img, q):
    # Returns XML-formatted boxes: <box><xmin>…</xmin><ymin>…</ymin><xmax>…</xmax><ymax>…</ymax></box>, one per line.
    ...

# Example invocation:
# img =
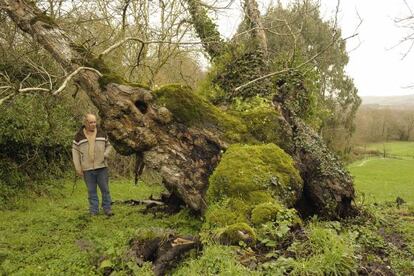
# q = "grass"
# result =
<box><xmin>2</xmin><ymin>141</ymin><xmax>414</xmax><ymax>275</ymax></box>
<box><xmin>0</xmin><ymin>178</ymin><xmax>202</xmax><ymax>275</ymax></box>
<box><xmin>349</xmin><ymin>141</ymin><xmax>414</xmax><ymax>203</ymax></box>
<box><xmin>345</xmin><ymin>141</ymin><xmax>414</xmax><ymax>274</ymax></box>
<box><xmin>348</xmin><ymin>157</ymin><xmax>414</xmax><ymax>203</ymax></box>
<box><xmin>364</xmin><ymin>141</ymin><xmax>414</xmax><ymax>158</ymax></box>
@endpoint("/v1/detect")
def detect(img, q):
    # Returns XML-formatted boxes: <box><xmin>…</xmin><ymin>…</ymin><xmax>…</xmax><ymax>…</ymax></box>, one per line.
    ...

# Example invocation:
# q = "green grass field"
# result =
<box><xmin>349</xmin><ymin>141</ymin><xmax>414</xmax><ymax>203</ymax></box>
<box><xmin>2</xmin><ymin>141</ymin><xmax>414</xmax><ymax>275</ymax></box>
<box><xmin>364</xmin><ymin>141</ymin><xmax>414</xmax><ymax>158</ymax></box>
<box><xmin>0</xmin><ymin>179</ymin><xmax>201</xmax><ymax>275</ymax></box>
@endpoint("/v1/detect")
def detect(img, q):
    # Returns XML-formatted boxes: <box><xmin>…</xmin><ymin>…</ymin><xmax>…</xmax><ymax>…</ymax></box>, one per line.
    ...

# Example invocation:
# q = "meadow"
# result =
<box><xmin>0</xmin><ymin>179</ymin><xmax>202</xmax><ymax>275</ymax></box>
<box><xmin>1</xmin><ymin>141</ymin><xmax>414</xmax><ymax>275</ymax></box>
<box><xmin>349</xmin><ymin>158</ymin><xmax>414</xmax><ymax>202</ymax></box>
<box><xmin>364</xmin><ymin>141</ymin><xmax>414</xmax><ymax>158</ymax></box>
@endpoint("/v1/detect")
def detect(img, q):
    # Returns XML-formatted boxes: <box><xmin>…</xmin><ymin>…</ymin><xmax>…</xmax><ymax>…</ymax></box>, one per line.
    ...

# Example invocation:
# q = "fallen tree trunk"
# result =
<box><xmin>2</xmin><ymin>0</ymin><xmax>356</xmax><ymax>219</ymax></box>
<box><xmin>185</xmin><ymin>0</ymin><xmax>356</xmax><ymax>218</ymax></box>
<box><xmin>1</xmin><ymin>0</ymin><xmax>228</xmax><ymax>212</ymax></box>
<box><xmin>274</xmin><ymin>98</ymin><xmax>356</xmax><ymax>218</ymax></box>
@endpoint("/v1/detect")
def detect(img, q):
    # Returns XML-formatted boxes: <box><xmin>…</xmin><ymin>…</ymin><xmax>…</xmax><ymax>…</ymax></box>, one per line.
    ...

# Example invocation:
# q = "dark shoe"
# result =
<box><xmin>104</xmin><ymin>210</ymin><xmax>114</xmax><ymax>217</ymax></box>
<box><xmin>90</xmin><ymin>212</ymin><xmax>99</xmax><ymax>216</ymax></box>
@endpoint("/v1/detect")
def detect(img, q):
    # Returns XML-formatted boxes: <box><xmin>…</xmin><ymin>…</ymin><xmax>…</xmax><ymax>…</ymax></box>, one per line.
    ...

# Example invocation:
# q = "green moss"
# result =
<box><xmin>240</xmin><ymin>107</ymin><xmax>284</xmax><ymax>144</ymax></box>
<box><xmin>207</xmin><ymin>143</ymin><xmax>302</xmax><ymax>207</ymax></box>
<box><xmin>251</xmin><ymin>202</ymin><xmax>283</xmax><ymax>225</ymax></box>
<box><xmin>154</xmin><ymin>84</ymin><xmax>248</xmax><ymax>141</ymax></box>
<box><xmin>69</xmin><ymin>44</ymin><xmax>150</xmax><ymax>90</ymax></box>
<box><xmin>246</xmin><ymin>191</ymin><xmax>275</xmax><ymax>205</ymax></box>
<box><xmin>203</xmin><ymin>144</ymin><xmax>303</xmax><ymax>246</ymax></box>
<box><xmin>97</xmin><ymin>73</ymin><xmax>125</xmax><ymax>89</ymax></box>
<box><xmin>204</xmin><ymin>199</ymin><xmax>250</xmax><ymax>229</ymax></box>
<box><xmin>218</xmin><ymin>223</ymin><xmax>257</xmax><ymax>245</ymax></box>
<box><xmin>128</xmin><ymin>82</ymin><xmax>150</xmax><ymax>90</ymax></box>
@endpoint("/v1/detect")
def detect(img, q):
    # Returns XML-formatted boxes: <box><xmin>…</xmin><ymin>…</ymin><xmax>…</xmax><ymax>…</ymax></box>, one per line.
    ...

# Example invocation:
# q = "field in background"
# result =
<box><xmin>349</xmin><ymin>141</ymin><xmax>414</xmax><ymax>203</ymax></box>
<box><xmin>364</xmin><ymin>141</ymin><xmax>414</xmax><ymax>158</ymax></box>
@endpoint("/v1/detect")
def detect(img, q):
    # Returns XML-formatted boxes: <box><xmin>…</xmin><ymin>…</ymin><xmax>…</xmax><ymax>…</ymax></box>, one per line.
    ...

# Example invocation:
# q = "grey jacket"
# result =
<box><xmin>72</xmin><ymin>126</ymin><xmax>111</xmax><ymax>172</ymax></box>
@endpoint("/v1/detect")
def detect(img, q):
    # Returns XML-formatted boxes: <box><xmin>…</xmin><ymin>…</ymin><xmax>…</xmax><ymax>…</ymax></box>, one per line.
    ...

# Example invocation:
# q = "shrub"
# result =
<box><xmin>0</xmin><ymin>93</ymin><xmax>76</xmax><ymax>207</ymax></box>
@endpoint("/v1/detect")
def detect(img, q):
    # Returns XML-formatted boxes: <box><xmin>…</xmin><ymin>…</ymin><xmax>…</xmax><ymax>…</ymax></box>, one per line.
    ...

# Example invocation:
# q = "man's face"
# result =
<box><xmin>85</xmin><ymin>115</ymin><xmax>97</xmax><ymax>132</ymax></box>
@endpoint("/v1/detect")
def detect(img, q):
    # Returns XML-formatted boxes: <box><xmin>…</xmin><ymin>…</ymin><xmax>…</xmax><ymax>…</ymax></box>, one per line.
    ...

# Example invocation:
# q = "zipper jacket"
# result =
<box><xmin>72</xmin><ymin>126</ymin><xmax>111</xmax><ymax>172</ymax></box>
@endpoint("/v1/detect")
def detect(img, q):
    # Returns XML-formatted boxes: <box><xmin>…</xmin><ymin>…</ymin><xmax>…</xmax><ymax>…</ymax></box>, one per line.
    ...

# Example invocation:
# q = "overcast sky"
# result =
<box><xmin>214</xmin><ymin>0</ymin><xmax>414</xmax><ymax>97</ymax></box>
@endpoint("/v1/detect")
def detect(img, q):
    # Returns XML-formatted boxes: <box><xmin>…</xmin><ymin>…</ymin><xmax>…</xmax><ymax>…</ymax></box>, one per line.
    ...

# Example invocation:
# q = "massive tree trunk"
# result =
<box><xmin>1</xmin><ymin>0</ymin><xmax>228</xmax><ymax>212</ymax></box>
<box><xmin>2</xmin><ymin>0</ymin><xmax>356</xmax><ymax>219</ymax></box>
<box><xmin>186</xmin><ymin>0</ymin><xmax>356</xmax><ymax>218</ymax></box>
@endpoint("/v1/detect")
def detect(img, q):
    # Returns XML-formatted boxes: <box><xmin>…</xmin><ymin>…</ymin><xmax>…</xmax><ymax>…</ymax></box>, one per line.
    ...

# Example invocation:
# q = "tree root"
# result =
<box><xmin>130</xmin><ymin>235</ymin><xmax>201</xmax><ymax>276</ymax></box>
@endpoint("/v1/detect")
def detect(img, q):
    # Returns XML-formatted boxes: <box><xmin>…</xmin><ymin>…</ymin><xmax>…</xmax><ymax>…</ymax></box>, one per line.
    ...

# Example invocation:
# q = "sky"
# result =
<box><xmin>214</xmin><ymin>0</ymin><xmax>414</xmax><ymax>97</ymax></box>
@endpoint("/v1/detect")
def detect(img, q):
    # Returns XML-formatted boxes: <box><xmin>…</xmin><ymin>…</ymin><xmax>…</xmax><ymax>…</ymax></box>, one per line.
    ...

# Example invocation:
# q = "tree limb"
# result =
<box><xmin>99</xmin><ymin>36</ymin><xmax>206</xmax><ymax>57</ymax></box>
<box><xmin>234</xmin><ymin>32</ymin><xmax>358</xmax><ymax>92</ymax></box>
<box><xmin>243</xmin><ymin>0</ymin><xmax>268</xmax><ymax>56</ymax></box>
<box><xmin>1</xmin><ymin>0</ymin><xmax>226</xmax><ymax>213</ymax></box>
<box><xmin>183</xmin><ymin>0</ymin><xmax>226</xmax><ymax>59</ymax></box>
<box><xmin>52</xmin><ymin>66</ymin><xmax>102</xmax><ymax>95</ymax></box>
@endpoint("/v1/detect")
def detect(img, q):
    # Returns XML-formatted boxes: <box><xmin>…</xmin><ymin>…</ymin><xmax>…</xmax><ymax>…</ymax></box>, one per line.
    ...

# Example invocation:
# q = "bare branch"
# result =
<box><xmin>235</xmin><ymin>33</ymin><xmax>358</xmax><ymax>91</ymax></box>
<box><xmin>19</xmin><ymin>73</ymin><xmax>32</xmax><ymax>90</ymax></box>
<box><xmin>0</xmin><ymin>85</ymin><xmax>13</xmax><ymax>91</ymax></box>
<box><xmin>403</xmin><ymin>0</ymin><xmax>413</xmax><ymax>16</ymax></box>
<box><xmin>99</xmin><ymin>36</ymin><xmax>205</xmax><ymax>57</ymax></box>
<box><xmin>18</xmin><ymin>87</ymin><xmax>50</xmax><ymax>92</ymax></box>
<box><xmin>52</xmin><ymin>66</ymin><xmax>103</xmax><ymax>95</ymax></box>
<box><xmin>121</xmin><ymin>0</ymin><xmax>132</xmax><ymax>31</ymax></box>
<box><xmin>402</xmin><ymin>83</ymin><xmax>414</xmax><ymax>89</ymax></box>
<box><xmin>390</xmin><ymin>0</ymin><xmax>414</xmax><ymax>59</ymax></box>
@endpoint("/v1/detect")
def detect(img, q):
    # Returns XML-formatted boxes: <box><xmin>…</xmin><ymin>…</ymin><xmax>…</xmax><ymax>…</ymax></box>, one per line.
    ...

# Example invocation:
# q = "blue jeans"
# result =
<box><xmin>83</xmin><ymin>167</ymin><xmax>112</xmax><ymax>214</ymax></box>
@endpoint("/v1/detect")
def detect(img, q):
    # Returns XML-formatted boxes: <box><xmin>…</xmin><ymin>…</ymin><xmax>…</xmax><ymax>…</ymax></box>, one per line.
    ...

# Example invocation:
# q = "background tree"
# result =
<box><xmin>262</xmin><ymin>1</ymin><xmax>361</xmax><ymax>156</ymax></box>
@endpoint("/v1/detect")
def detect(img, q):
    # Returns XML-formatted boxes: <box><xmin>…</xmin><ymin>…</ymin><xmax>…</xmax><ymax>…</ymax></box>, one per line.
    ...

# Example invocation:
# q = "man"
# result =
<box><xmin>72</xmin><ymin>113</ymin><xmax>113</xmax><ymax>216</ymax></box>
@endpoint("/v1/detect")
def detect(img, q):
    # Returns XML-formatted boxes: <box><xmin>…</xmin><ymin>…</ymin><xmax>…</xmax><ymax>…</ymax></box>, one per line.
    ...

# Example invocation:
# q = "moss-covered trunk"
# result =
<box><xmin>1</xmin><ymin>0</ymin><xmax>229</xmax><ymax>212</ymax></box>
<box><xmin>2</xmin><ymin>0</ymin><xmax>356</xmax><ymax>219</ymax></box>
<box><xmin>183</xmin><ymin>0</ymin><xmax>356</xmax><ymax>218</ymax></box>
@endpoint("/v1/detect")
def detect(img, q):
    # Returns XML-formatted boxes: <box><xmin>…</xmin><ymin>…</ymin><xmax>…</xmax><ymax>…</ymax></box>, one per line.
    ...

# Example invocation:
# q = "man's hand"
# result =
<box><xmin>76</xmin><ymin>170</ymin><xmax>84</xmax><ymax>177</ymax></box>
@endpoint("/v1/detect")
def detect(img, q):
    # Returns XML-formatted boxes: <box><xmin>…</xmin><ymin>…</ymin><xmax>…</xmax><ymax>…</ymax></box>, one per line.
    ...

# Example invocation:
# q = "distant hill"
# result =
<box><xmin>361</xmin><ymin>94</ymin><xmax>414</xmax><ymax>108</ymax></box>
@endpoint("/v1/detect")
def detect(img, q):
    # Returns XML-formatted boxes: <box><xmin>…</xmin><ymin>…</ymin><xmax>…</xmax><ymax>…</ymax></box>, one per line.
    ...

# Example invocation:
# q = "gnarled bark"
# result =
<box><xmin>181</xmin><ymin>0</ymin><xmax>356</xmax><ymax>218</ymax></box>
<box><xmin>274</xmin><ymin>97</ymin><xmax>356</xmax><ymax>218</ymax></box>
<box><xmin>1</xmin><ymin>0</ymin><xmax>226</xmax><ymax>212</ymax></box>
<box><xmin>130</xmin><ymin>235</ymin><xmax>201</xmax><ymax>276</ymax></box>
<box><xmin>2</xmin><ymin>0</ymin><xmax>356</xmax><ymax>219</ymax></box>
